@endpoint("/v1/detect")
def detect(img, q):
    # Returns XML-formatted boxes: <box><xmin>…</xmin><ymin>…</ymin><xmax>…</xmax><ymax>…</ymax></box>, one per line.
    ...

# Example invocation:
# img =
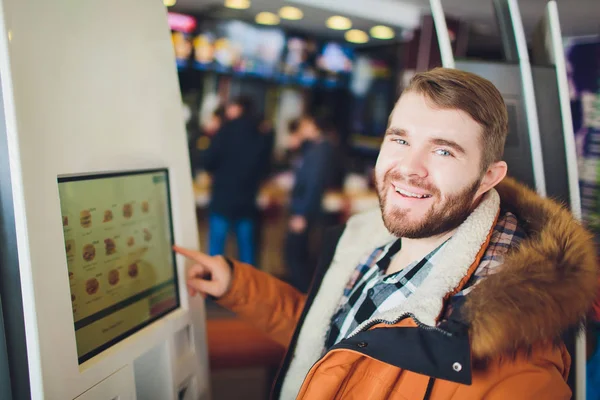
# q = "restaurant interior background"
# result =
<box><xmin>164</xmin><ymin>0</ymin><xmax>600</xmax><ymax>398</ymax></box>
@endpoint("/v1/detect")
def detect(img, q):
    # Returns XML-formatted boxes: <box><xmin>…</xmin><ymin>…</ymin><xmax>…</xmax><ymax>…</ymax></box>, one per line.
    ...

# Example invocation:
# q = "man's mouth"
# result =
<box><xmin>393</xmin><ymin>185</ymin><xmax>433</xmax><ymax>199</ymax></box>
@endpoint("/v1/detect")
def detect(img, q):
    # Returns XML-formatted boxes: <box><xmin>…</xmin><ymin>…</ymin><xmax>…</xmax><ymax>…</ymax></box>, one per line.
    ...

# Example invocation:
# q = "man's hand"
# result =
<box><xmin>289</xmin><ymin>215</ymin><xmax>307</xmax><ymax>233</ymax></box>
<box><xmin>173</xmin><ymin>246</ymin><xmax>233</xmax><ymax>298</ymax></box>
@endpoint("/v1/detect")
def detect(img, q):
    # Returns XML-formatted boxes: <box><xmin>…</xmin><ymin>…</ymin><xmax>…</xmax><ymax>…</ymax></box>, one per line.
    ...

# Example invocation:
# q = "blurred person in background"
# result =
<box><xmin>203</xmin><ymin>104</ymin><xmax>226</xmax><ymax>137</ymax></box>
<box><xmin>189</xmin><ymin>104</ymin><xmax>225</xmax><ymax>174</ymax></box>
<box><xmin>286</xmin><ymin>115</ymin><xmax>333</xmax><ymax>292</ymax></box>
<box><xmin>201</xmin><ymin>95</ymin><xmax>269</xmax><ymax>265</ymax></box>
<box><xmin>253</xmin><ymin>115</ymin><xmax>277</xmax><ymax>261</ymax></box>
<box><xmin>258</xmin><ymin>116</ymin><xmax>276</xmax><ymax>177</ymax></box>
<box><xmin>287</xmin><ymin>118</ymin><xmax>302</xmax><ymax>152</ymax></box>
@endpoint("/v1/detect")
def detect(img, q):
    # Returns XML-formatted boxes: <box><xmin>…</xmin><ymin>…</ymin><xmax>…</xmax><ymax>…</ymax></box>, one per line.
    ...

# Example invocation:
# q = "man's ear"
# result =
<box><xmin>476</xmin><ymin>161</ymin><xmax>508</xmax><ymax>198</ymax></box>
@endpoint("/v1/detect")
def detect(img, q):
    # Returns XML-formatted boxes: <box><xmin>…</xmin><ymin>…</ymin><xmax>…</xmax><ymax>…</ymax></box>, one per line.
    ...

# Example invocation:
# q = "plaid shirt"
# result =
<box><xmin>324</xmin><ymin>237</ymin><xmax>449</xmax><ymax>348</ymax></box>
<box><xmin>324</xmin><ymin>210</ymin><xmax>525</xmax><ymax>349</ymax></box>
<box><xmin>456</xmin><ymin>210</ymin><xmax>526</xmax><ymax>296</ymax></box>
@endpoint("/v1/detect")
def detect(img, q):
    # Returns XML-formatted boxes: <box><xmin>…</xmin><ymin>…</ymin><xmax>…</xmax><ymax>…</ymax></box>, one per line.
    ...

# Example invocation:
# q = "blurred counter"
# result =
<box><xmin>192</xmin><ymin>171</ymin><xmax>380</xmax><ymax>219</ymax></box>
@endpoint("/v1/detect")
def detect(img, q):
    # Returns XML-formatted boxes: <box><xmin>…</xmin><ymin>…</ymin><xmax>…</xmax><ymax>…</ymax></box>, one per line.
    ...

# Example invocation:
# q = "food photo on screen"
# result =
<box><xmin>103</xmin><ymin>209</ymin><xmax>113</xmax><ymax>223</ymax></box>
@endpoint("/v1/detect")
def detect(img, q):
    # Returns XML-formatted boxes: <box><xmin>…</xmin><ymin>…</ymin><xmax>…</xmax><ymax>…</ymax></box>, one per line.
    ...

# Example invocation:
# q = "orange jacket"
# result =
<box><xmin>217</xmin><ymin>178</ymin><xmax>598</xmax><ymax>399</ymax></box>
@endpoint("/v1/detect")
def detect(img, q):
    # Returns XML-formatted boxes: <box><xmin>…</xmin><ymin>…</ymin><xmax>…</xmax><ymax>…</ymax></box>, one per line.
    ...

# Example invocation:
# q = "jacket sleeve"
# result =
<box><xmin>216</xmin><ymin>261</ymin><xmax>307</xmax><ymax>348</ymax></box>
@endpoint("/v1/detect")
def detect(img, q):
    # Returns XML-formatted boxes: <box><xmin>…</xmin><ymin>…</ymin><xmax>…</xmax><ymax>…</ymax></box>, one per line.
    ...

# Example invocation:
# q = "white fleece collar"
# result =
<box><xmin>280</xmin><ymin>189</ymin><xmax>500</xmax><ymax>399</ymax></box>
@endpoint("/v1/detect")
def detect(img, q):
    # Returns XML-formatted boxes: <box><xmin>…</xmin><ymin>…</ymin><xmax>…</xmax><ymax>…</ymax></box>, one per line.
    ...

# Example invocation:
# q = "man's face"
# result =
<box><xmin>375</xmin><ymin>92</ymin><xmax>487</xmax><ymax>239</ymax></box>
<box><xmin>225</xmin><ymin>104</ymin><xmax>243</xmax><ymax>120</ymax></box>
<box><xmin>298</xmin><ymin>119</ymin><xmax>318</xmax><ymax>140</ymax></box>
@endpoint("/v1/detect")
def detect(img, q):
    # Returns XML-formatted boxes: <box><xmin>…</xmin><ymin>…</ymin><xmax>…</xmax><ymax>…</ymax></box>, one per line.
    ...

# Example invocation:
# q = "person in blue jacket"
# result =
<box><xmin>202</xmin><ymin>96</ymin><xmax>269</xmax><ymax>265</ymax></box>
<box><xmin>286</xmin><ymin>115</ymin><xmax>333</xmax><ymax>292</ymax></box>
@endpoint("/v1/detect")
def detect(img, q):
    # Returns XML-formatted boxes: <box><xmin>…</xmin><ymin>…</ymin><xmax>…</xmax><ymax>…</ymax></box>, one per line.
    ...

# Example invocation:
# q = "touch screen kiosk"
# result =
<box><xmin>0</xmin><ymin>0</ymin><xmax>209</xmax><ymax>399</ymax></box>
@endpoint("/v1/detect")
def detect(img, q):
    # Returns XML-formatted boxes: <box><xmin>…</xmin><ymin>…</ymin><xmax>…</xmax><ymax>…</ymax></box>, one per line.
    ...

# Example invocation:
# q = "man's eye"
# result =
<box><xmin>392</xmin><ymin>138</ymin><xmax>408</xmax><ymax>145</ymax></box>
<box><xmin>435</xmin><ymin>149</ymin><xmax>453</xmax><ymax>157</ymax></box>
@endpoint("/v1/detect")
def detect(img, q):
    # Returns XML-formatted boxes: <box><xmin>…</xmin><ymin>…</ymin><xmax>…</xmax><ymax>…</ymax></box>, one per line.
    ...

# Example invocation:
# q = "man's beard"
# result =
<box><xmin>377</xmin><ymin>172</ymin><xmax>481</xmax><ymax>239</ymax></box>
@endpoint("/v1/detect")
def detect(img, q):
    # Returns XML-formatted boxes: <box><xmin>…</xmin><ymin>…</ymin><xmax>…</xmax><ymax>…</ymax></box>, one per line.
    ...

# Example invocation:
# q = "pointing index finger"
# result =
<box><xmin>173</xmin><ymin>245</ymin><xmax>211</xmax><ymax>264</ymax></box>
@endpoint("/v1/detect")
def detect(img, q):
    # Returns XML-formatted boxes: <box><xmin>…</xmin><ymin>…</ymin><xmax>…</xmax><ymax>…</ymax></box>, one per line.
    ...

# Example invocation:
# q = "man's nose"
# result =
<box><xmin>398</xmin><ymin>150</ymin><xmax>428</xmax><ymax>179</ymax></box>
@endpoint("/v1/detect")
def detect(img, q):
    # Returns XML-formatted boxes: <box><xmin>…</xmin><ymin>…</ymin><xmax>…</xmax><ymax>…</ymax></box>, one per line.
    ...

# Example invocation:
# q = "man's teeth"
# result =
<box><xmin>395</xmin><ymin>187</ymin><xmax>431</xmax><ymax>198</ymax></box>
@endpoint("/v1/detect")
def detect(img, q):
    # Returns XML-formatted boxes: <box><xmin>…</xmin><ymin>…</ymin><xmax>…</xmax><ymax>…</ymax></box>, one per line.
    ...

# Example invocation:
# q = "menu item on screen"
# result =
<box><xmin>103</xmin><ymin>210</ymin><xmax>113</xmax><ymax>223</ymax></box>
<box><xmin>123</xmin><ymin>203</ymin><xmax>133</xmax><ymax>219</ymax></box>
<box><xmin>108</xmin><ymin>269</ymin><xmax>120</xmax><ymax>286</ymax></box>
<box><xmin>83</xmin><ymin>244</ymin><xmax>96</xmax><ymax>262</ymax></box>
<box><xmin>104</xmin><ymin>239</ymin><xmax>116</xmax><ymax>255</ymax></box>
<box><xmin>80</xmin><ymin>210</ymin><xmax>92</xmax><ymax>228</ymax></box>
<box><xmin>66</xmin><ymin>240</ymin><xmax>75</xmax><ymax>257</ymax></box>
<box><xmin>128</xmin><ymin>262</ymin><xmax>139</xmax><ymax>278</ymax></box>
<box><xmin>86</xmin><ymin>278</ymin><xmax>100</xmax><ymax>295</ymax></box>
<box><xmin>58</xmin><ymin>169</ymin><xmax>179</xmax><ymax>364</ymax></box>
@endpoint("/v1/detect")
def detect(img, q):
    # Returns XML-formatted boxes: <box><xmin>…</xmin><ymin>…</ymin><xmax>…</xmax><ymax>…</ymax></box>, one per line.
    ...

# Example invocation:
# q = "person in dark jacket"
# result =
<box><xmin>202</xmin><ymin>96</ymin><xmax>268</xmax><ymax>265</ymax></box>
<box><xmin>189</xmin><ymin>105</ymin><xmax>225</xmax><ymax>174</ymax></box>
<box><xmin>285</xmin><ymin>115</ymin><xmax>333</xmax><ymax>292</ymax></box>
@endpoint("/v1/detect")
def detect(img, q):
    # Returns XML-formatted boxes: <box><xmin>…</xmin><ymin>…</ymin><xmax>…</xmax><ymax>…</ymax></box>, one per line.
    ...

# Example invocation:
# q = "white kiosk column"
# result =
<box><xmin>430</xmin><ymin>0</ymin><xmax>585</xmax><ymax>398</ymax></box>
<box><xmin>501</xmin><ymin>0</ymin><xmax>546</xmax><ymax>197</ymax></box>
<box><xmin>429</xmin><ymin>0</ymin><xmax>455</xmax><ymax>69</ymax></box>
<box><xmin>534</xmin><ymin>3</ymin><xmax>586</xmax><ymax>398</ymax></box>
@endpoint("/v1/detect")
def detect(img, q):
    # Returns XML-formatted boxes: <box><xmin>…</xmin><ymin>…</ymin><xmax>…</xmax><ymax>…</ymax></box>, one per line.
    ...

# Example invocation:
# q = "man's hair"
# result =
<box><xmin>300</xmin><ymin>114</ymin><xmax>333</xmax><ymax>135</ymax></box>
<box><xmin>404</xmin><ymin>68</ymin><xmax>508</xmax><ymax>171</ymax></box>
<box><xmin>213</xmin><ymin>104</ymin><xmax>225</xmax><ymax>119</ymax></box>
<box><xmin>288</xmin><ymin>118</ymin><xmax>300</xmax><ymax>133</ymax></box>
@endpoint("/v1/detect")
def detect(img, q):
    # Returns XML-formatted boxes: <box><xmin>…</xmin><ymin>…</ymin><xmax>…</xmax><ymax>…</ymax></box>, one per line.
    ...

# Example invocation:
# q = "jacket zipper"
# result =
<box><xmin>347</xmin><ymin>312</ymin><xmax>453</xmax><ymax>339</ymax></box>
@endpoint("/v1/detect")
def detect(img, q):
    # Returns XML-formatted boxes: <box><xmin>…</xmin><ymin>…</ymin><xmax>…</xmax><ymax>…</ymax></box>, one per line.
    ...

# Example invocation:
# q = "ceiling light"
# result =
<box><xmin>345</xmin><ymin>29</ymin><xmax>369</xmax><ymax>44</ymax></box>
<box><xmin>370</xmin><ymin>25</ymin><xmax>395</xmax><ymax>40</ymax></box>
<box><xmin>279</xmin><ymin>6</ymin><xmax>303</xmax><ymax>20</ymax></box>
<box><xmin>255</xmin><ymin>12</ymin><xmax>280</xmax><ymax>25</ymax></box>
<box><xmin>225</xmin><ymin>0</ymin><xmax>250</xmax><ymax>10</ymax></box>
<box><xmin>326</xmin><ymin>16</ymin><xmax>352</xmax><ymax>31</ymax></box>
<box><xmin>164</xmin><ymin>0</ymin><xmax>176</xmax><ymax>6</ymax></box>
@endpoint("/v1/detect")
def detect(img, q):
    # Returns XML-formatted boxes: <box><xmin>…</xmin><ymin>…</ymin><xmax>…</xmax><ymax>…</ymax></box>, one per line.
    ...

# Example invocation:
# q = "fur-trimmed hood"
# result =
<box><xmin>280</xmin><ymin>177</ymin><xmax>598</xmax><ymax>398</ymax></box>
<box><xmin>466</xmin><ymin>177</ymin><xmax>597</xmax><ymax>360</ymax></box>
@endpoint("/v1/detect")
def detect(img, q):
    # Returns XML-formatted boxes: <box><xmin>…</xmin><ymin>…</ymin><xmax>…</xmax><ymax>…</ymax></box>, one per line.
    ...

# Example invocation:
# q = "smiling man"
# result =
<box><xmin>176</xmin><ymin>68</ymin><xmax>598</xmax><ymax>399</ymax></box>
